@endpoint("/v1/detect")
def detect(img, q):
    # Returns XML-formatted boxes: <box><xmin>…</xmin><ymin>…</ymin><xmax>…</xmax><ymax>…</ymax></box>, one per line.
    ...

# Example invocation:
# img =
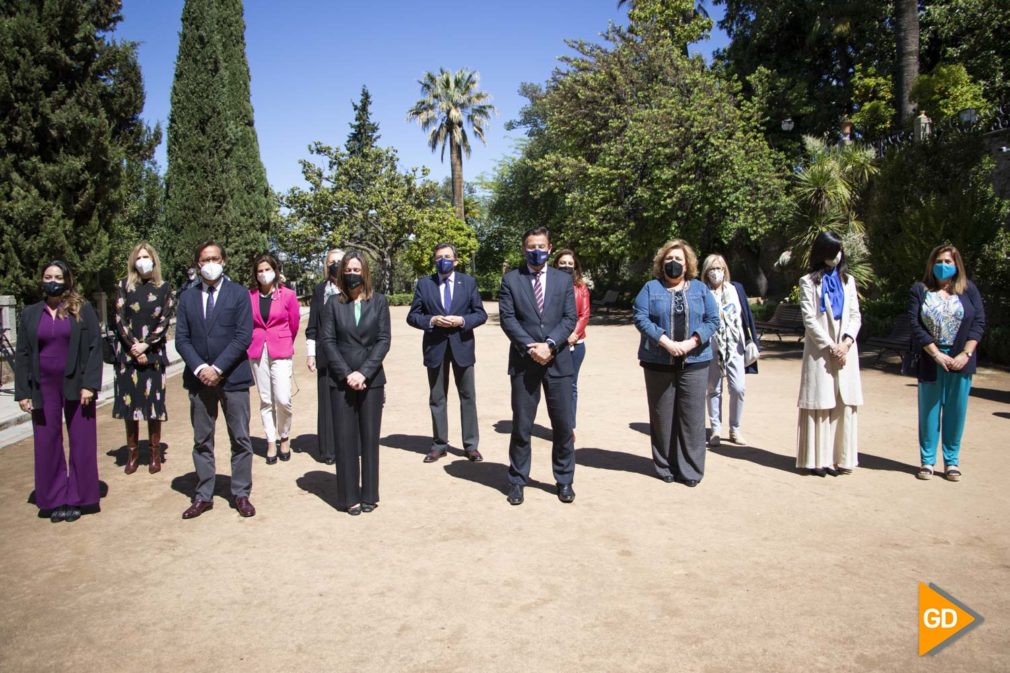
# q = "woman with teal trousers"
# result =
<box><xmin>907</xmin><ymin>244</ymin><xmax>986</xmax><ymax>482</ymax></box>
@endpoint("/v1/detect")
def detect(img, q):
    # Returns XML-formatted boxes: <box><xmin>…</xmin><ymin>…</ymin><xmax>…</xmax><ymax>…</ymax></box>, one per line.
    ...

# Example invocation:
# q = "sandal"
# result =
<box><xmin>945</xmin><ymin>467</ymin><xmax>961</xmax><ymax>482</ymax></box>
<box><xmin>916</xmin><ymin>466</ymin><xmax>933</xmax><ymax>480</ymax></box>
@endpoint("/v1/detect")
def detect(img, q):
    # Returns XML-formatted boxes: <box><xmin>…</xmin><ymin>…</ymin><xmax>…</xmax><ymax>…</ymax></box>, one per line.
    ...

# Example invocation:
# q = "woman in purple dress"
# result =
<box><xmin>14</xmin><ymin>261</ymin><xmax>103</xmax><ymax>522</ymax></box>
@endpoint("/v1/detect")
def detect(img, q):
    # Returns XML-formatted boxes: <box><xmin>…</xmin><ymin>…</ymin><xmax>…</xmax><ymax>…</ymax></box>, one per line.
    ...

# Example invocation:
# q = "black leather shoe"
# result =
<box><xmin>361</xmin><ymin>503</ymin><xmax>377</xmax><ymax>513</ymax></box>
<box><xmin>507</xmin><ymin>484</ymin><xmax>524</xmax><ymax>506</ymax></box>
<box><xmin>49</xmin><ymin>506</ymin><xmax>67</xmax><ymax>523</ymax></box>
<box><xmin>661</xmin><ymin>475</ymin><xmax>676</xmax><ymax>483</ymax></box>
<box><xmin>64</xmin><ymin>506</ymin><xmax>82</xmax><ymax>522</ymax></box>
<box><xmin>812</xmin><ymin>468</ymin><xmax>827</xmax><ymax>478</ymax></box>
<box><xmin>423</xmin><ymin>447</ymin><xmax>448</xmax><ymax>463</ymax></box>
<box><xmin>277</xmin><ymin>439</ymin><xmax>291</xmax><ymax>461</ymax></box>
<box><xmin>324</xmin><ymin>456</ymin><xmax>335</xmax><ymax>465</ymax></box>
<box><xmin>557</xmin><ymin>483</ymin><xmax>576</xmax><ymax>503</ymax></box>
<box><xmin>265</xmin><ymin>454</ymin><xmax>278</xmax><ymax>465</ymax></box>
<box><xmin>682</xmin><ymin>479</ymin><xmax>699</xmax><ymax>488</ymax></box>
<box><xmin>347</xmin><ymin>504</ymin><xmax>362</xmax><ymax>516</ymax></box>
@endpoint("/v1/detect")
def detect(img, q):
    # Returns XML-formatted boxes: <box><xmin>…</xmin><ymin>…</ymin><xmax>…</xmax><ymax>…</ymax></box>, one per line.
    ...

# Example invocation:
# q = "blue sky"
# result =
<box><xmin>114</xmin><ymin>1</ymin><xmax>729</xmax><ymax>194</ymax></box>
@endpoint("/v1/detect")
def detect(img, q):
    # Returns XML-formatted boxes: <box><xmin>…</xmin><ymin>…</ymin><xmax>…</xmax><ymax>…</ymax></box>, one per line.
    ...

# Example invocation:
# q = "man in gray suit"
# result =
<box><xmin>498</xmin><ymin>227</ymin><xmax>577</xmax><ymax>505</ymax></box>
<box><xmin>174</xmin><ymin>240</ymin><xmax>256</xmax><ymax>518</ymax></box>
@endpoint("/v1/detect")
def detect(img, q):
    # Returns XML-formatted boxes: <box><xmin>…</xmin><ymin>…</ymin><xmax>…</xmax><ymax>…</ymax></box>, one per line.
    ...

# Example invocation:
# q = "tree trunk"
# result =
<box><xmin>450</xmin><ymin>136</ymin><xmax>465</xmax><ymax>221</ymax></box>
<box><xmin>894</xmin><ymin>0</ymin><xmax>920</xmax><ymax>124</ymax></box>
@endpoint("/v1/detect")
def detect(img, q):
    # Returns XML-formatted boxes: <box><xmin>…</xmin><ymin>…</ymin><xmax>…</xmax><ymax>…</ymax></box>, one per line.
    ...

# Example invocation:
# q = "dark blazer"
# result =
<box><xmin>319</xmin><ymin>293</ymin><xmax>391</xmax><ymax>390</ymax></box>
<box><xmin>732</xmin><ymin>281</ymin><xmax>760</xmax><ymax>374</ymax></box>
<box><xmin>14</xmin><ymin>301</ymin><xmax>103</xmax><ymax>408</ymax></box>
<box><xmin>306</xmin><ymin>280</ymin><xmax>337</xmax><ymax>368</ymax></box>
<box><xmin>907</xmin><ymin>280</ymin><xmax>986</xmax><ymax>381</ymax></box>
<box><xmin>175</xmin><ymin>278</ymin><xmax>254</xmax><ymax>391</ymax></box>
<box><xmin>498</xmin><ymin>265</ymin><xmax>577</xmax><ymax>377</ymax></box>
<box><xmin>406</xmin><ymin>272</ymin><xmax>487</xmax><ymax>368</ymax></box>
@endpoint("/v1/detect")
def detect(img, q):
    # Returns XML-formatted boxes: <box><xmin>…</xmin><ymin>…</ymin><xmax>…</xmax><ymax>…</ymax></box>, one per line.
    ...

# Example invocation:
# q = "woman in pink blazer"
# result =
<box><xmin>248</xmin><ymin>254</ymin><xmax>301</xmax><ymax>463</ymax></box>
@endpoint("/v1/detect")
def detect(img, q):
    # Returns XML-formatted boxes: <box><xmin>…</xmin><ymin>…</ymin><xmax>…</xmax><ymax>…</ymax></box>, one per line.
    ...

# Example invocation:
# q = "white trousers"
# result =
<box><xmin>795</xmin><ymin>404</ymin><xmax>858</xmax><ymax>469</ymax></box>
<box><xmin>251</xmin><ymin>348</ymin><xmax>293</xmax><ymax>444</ymax></box>
<box><xmin>707</xmin><ymin>342</ymin><xmax>746</xmax><ymax>435</ymax></box>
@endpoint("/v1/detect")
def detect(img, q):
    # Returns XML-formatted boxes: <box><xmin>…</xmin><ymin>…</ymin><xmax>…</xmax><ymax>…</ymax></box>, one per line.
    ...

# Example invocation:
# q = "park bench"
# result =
<box><xmin>595</xmin><ymin>289</ymin><xmax>620</xmax><ymax>314</ymax></box>
<box><xmin>866</xmin><ymin>313</ymin><xmax>913</xmax><ymax>363</ymax></box>
<box><xmin>754</xmin><ymin>303</ymin><xmax>805</xmax><ymax>341</ymax></box>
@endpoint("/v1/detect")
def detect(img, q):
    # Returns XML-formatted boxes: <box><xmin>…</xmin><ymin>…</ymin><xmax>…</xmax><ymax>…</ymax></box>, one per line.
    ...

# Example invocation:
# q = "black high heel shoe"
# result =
<box><xmin>278</xmin><ymin>439</ymin><xmax>291</xmax><ymax>462</ymax></box>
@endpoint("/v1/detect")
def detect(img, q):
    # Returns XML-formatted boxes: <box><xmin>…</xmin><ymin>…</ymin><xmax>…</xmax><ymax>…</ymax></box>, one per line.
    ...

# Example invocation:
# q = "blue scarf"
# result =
<box><xmin>820</xmin><ymin>267</ymin><xmax>844</xmax><ymax>321</ymax></box>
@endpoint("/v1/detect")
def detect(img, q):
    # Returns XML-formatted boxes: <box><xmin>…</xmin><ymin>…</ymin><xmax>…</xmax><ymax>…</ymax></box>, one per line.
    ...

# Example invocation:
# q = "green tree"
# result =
<box><xmin>164</xmin><ymin>0</ymin><xmax>273</xmax><ymax>284</ymax></box>
<box><xmin>0</xmin><ymin>0</ymin><xmax>158</xmax><ymax>300</ymax></box>
<box><xmin>923</xmin><ymin>0</ymin><xmax>1010</xmax><ymax>104</ymax></box>
<box><xmin>280</xmin><ymin>142</ymin><xmax>442</xmax><ymax>293</ymax></box>
<box><xmin>851</xmin><ymin>65</ymin><xmax>894</xmax><ymax>139</ymax></box>
<box><xmin>910</xmin><ymin>63</ymin><xmax>988</xmax><ymax>123</ymax></box>
<box><xmin>346</xmin><ymin>85</ymin><xmax>380</xmax><ymax>156</ymax></box>
<box><xmin>406</xmin><ymin>68</ymin><xmax>496</xmax><ymax>221</ymax></box>
<box><xmin>402</xmin><ymin>206</ymin><xmax>479</xmax><ymax>280</ymax></box>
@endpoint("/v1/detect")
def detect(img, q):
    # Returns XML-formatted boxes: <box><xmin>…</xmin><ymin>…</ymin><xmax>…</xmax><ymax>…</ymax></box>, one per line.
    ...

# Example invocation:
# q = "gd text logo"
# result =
<box><xmin>918</xmin><ymin>583</ymin><xmax>983</xmax><ymax>656</ymax></box>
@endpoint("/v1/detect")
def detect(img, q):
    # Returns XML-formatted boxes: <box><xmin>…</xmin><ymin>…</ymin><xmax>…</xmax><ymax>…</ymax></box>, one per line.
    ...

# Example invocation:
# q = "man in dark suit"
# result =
<box><xmin>174</xmin><ymin>241</ymin><xmax>256</xmax><ymax>519</ymax></box>
<box><xmin>498</xmin><ymin>227</ymin><xmax>577</xmax><ymax>505</ymax></box>
<box><xmin>407</xmin><ymin>242</ymin><xmax>488</xmax><ymax>463</ymax></box>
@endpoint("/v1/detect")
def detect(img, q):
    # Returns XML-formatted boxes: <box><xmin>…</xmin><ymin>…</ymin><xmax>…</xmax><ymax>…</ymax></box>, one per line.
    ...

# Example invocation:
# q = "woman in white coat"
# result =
<box><xmin>796</xmin><ymin>231</ymin><xmax>863</xmax><ymax>476</ymax></box>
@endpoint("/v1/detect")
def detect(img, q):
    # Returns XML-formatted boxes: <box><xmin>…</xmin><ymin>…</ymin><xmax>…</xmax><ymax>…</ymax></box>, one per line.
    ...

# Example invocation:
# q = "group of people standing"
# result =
<box><xmin>12</xmin><ymin>227</ymin><xmax>986</xmax><ymax>522</ymax></box>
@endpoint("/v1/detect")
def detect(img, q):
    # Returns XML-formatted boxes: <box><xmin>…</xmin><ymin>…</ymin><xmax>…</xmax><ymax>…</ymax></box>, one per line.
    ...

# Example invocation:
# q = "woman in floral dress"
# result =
<box><xmin>113</xmin><ymin>242</ymin><xmax>174</xmax><ymax>474</ymax></box>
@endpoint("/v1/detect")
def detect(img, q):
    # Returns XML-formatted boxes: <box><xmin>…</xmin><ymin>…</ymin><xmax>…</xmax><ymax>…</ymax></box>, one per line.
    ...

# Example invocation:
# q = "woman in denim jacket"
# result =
<box><xmin>634</xmin><ymin>240</ymin><xmax>720</xmax><ymax>486</ymax></box>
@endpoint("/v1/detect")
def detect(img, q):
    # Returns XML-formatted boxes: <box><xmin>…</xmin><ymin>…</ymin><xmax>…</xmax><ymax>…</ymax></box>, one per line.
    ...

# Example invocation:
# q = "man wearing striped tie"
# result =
<box><xmin>498</xmin><ymin>227</ymin><xmax>578</xmax><ymax>506</ymax></box>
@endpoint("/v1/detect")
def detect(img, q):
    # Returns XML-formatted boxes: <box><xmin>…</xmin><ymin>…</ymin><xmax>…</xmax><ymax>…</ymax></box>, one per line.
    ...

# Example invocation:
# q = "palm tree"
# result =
<box><xmin>894</xmin><ymin>0</ymin><xmax>920</xmax><ymax>124</ymax></box>
<box><xmin>407</xmin><ymin>68</ymin><xmax>495</xmax><ymax>221</ymax></box>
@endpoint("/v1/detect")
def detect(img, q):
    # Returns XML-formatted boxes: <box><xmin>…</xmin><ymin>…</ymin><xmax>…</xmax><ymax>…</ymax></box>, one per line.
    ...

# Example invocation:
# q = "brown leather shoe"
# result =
<box><xmin>182</xmin><ymin>499</ymin><xmax>213</xmax><ymax>519</ymax></box>
<box><xmin>124</xmin><ymin>448</ymin><xmax>139</xmax><ymax>475</ymax></box>
<box><xmin>423</xmin><ymin>447</ymin><xmax>448</xmax><ymax>463</ymax></box>
<box><xmin>147</xmin><ymin>424</ymin><xmax>161</xmax><ymax>470</ymax></box>
<box><xmin>235</xmin><ymin>496</ymin><xmax>256</xmax><ymax>518</ymax></box>
<box><xmin>464</xmin><ymin>448</ymin><xmax>483</xmax><ymax>462</ymax></box>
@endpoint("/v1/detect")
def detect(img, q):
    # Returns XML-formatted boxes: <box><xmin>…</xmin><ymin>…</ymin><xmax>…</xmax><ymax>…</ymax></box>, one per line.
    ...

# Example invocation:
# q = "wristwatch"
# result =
<box><xmin>546</xmin><ymin>338</ymin><xmax>558</xmax><ymax>354</ymax></box>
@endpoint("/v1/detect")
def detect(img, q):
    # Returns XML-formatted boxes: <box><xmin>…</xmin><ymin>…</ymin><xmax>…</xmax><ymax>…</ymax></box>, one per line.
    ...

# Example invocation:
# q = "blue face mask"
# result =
<box><xmin>933</xmin><ymin>262</ymin><xmax>957</xmax><ymax>281</ymax></box>
<box><xmin>435</xmin><ymin>257</ymin><xmax>454</xmax><ymax>275</ymax></box>
<box><xmin>526</xmin><ymin>248</ymin><xmax>550</xmax><ymax>267</ymax></box>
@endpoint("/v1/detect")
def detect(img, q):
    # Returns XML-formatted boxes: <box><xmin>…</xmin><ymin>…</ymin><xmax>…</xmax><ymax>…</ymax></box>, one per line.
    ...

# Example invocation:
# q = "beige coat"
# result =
<box><xmin>796</xmin><ymin>272</ymin><xmax>863</xmax><ymax>409</ymax></box>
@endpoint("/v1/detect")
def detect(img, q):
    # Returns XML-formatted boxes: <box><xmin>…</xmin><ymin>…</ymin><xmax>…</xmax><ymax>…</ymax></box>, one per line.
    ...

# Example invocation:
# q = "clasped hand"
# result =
<box><xmin>129</xmin><ymin>342</ymin><xmax>150</xmax><ymax>357</ymax></box>
<box><xmin>829</xmin><ymin>341</ymin><xmax>850</xmax><ymax>366</ymax></box>
<box><xmin>527</xmin><ymin>343</ymin><xmax>553</xmax><ymax>365</ymax></box>
<box><xmin>198</xmin><ymin>366</ymin><xmax>221</xmax><ymax>387</ymax></box>
<box><xmin>345</xmin><ymin>371</ymin><xmax>367</xmax><ymax>390</ymax></box>
<box><xmin>664</xmin><ymin>339</ymin><xmax>696</xmax><ymax>357</ymax></box>
<box><xmin>936</xmin><ymin>352</ymin><xmax>966</xmax><ymax>372</ymax></box>
<box><xmin>432</xmin><ymin>315</ymin><xmax>463</xmax><ymax>329</ymax></box>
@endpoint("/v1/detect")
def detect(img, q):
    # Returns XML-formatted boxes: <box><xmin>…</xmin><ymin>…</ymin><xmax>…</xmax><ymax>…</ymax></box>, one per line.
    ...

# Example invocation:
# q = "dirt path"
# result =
<box><xmin>1</xmin><ymin>303</ymin><xmax>1007</xmax><ymax>672</ymax></box>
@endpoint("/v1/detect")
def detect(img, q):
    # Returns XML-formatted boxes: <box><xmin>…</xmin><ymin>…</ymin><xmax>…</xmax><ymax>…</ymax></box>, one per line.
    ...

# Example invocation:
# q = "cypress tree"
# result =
<box><xmin>0</xmin><ymin>0</ymin><xmax>158</xmax><ymax>300</ymax></box>
<box><xmin>165</xmin><ymin>0</ymin><xmax>272</xmax><ymax>282</ymax></box>
<box><xmin>346</xmin><ymin>85</ymin><xmax>380</xmax><ymax>156</ymax></box>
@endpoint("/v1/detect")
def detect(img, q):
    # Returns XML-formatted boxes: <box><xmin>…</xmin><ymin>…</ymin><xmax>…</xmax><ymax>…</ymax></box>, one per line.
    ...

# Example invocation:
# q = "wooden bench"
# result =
<box><xmin>754</xmin><ymin>303</ymin><xmax>805</xmax><ymax>341</ymax></box>
<box><xmin>866</xmin><ymin>313</ymin><xmax>913</xmax><ymax>362</ymax></box>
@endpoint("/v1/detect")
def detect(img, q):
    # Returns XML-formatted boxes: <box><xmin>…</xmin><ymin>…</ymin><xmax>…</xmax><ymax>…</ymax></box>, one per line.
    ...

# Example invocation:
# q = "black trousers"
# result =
<box><xmin>507</xmin><ymin>364</ymin><xmax>575</xmax><ymax>486</ymax></box>
<box><xmin>330</xmin><ymin>384</ymin><xmax>383</xmax><ymax>508</ymax></box>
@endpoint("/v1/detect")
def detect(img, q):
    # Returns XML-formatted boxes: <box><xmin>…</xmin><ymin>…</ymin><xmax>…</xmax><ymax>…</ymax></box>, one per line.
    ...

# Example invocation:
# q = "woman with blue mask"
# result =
<box><xmin>796</xmin><ymin>232</ymin><xmax>863</xmax><ymax>477</ymax></box>
<box><xmin>907</xmin><ymin>244</ymin><xmax>985</xmax><ymax>482</ymax></box>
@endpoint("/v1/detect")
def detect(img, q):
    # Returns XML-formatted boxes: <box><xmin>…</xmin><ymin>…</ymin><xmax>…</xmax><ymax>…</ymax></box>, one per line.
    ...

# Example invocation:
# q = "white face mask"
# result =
<box><xmin>200</xmin><ymin>262</ymin><xmax>224</xmax><ymax>282</ymax></box>
<box><xmin>707</xmin><ymin>269</ymin><xmax>724</xmax><ymax>285</ymax></box>
<box><xmin>257</xmin><ymin>270</ymin><xmax>276</xmax><ymax>286</ymax></box>
<box><xmin>825</xmin><ymin>251</ymin><xmax>842</xmax><ymax>268</ymax></box>
<box><xmin>135</xmin><ymin>258</ymin><xmax>154</xmax><ymax>275</ymax></box>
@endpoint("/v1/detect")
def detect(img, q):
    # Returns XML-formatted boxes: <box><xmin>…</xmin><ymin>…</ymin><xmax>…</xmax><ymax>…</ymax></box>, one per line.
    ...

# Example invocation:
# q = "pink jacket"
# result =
<box><xmin>247</xmin><ymin>286</ymin><xmax>301</xmax><ymax>360</ymax></box>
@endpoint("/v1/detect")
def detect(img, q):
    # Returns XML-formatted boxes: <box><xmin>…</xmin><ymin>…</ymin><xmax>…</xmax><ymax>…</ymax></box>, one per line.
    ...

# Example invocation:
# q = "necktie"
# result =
<box><xmin>443</xmin><ymin>279</ymin><xmax>451</xmax><ymax>313</ymax></box>
<box><xmin>533</xmin><ymin>272</ymin><xmax>544</xmax><ymax>314</ymax></box>
<box><xmin>205</xmin><ymin>285</ymin><xmax>215</xmax><ymax>320</ymax></box>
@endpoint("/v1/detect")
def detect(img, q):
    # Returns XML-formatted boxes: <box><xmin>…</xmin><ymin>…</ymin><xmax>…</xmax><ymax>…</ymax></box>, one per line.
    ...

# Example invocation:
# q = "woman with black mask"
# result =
<box><xmin>14</xmin><ymin>261</ymin><xmax>103</xmax><ymax>522</ymax></box>
<box><xmin>318</xmin><ymin>251</ymin><xmax>390</xmax><ymax>515</ymax></box>
<box><xmin>633</xmin><ymin>240</ymin><xmax>720</xmax><ymax>486</ymax></box>
<box><xmin>306</xmin><ymin>249</ymin><xmax>344</xmax><ymax>464</ymax></box>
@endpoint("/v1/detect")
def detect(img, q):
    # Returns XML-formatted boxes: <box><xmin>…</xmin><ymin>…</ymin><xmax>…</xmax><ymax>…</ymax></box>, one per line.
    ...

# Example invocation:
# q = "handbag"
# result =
<box><xmin>900</xmin><ymin>346</ymin><xmax>920</xmax><ymax>377</ymax></box>
<box><xmin>744</xmin><ymin>340</ymin><xmax>760</xmax><ymax>367</ymax></box>
<box><xmin>101</xmin><ymin>332</ymin><xmax>117</xmax><ymax>365</ymax></box>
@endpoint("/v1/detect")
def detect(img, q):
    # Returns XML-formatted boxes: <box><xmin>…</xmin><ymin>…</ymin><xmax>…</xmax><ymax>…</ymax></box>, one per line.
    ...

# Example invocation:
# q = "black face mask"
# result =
<box><xmin>328</xmin><ymin>262</ymin><xmax>340</xmax><ymax>278</ymax></box>
<box><xmin>664</xmin><ymin>260</ymin><xmax>684</xmax><ymax>279</ymax></box>
<box><xmin>558</xmin><ymin>267</ymin><xmax>574</xmax><ymax>275</ymax></box>
<box><xmin>343</xmin><ymin>273</ymin><xmax>363</xmax><ymax>290</ymax></box>
<box><xmin>42</xmin><ymin>281</ymin><xmax>66</xmax><ymax>297</ymax></box>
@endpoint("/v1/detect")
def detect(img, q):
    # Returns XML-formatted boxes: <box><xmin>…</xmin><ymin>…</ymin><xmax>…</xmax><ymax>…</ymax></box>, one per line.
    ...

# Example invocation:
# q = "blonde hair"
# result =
<box><xmin>126</xmin><ymin>242</ymin><xmax>164</xmax><ymax>291</ymax></box>
<box><xmin>922</xmin><ymin>244</ymin><xmax>968</xmax><ymax>295</ymax></box>
<box><xmin>700</xmin><ymin>254</ymin><xmax>732</xmax><ymax>288</ymax></box>
<box><xmin>652</xmin><ymin>239</ymin><xmax>699</xmax><ymax>280</ymax></box>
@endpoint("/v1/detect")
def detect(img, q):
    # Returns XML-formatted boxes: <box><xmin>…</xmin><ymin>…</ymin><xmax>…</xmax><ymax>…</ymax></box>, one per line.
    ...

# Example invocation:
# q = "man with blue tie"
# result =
<box><xmin>407</xmin><ymin>242</ymin><xmax>488</xmax><ymax>463</ymax></box>
<box><xmin>498</xmin><ymin>227</ymin><xmax>577</xmax><ymax>505</ymax></box>
<box><xmin>174</xmin><ymin>241</ymin><xmax>256</xmax><ymax>519</ymax></box>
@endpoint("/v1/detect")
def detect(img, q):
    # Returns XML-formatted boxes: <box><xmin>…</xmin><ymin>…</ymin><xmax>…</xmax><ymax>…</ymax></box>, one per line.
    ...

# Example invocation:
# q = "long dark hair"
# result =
<box><xmin>336</xmin><ymin>250</ymin><xmax>373</xmax><ymax>301</ymax></box>
<box><xmin>41</xmin><ymin>260</ymin><xmax>85</xmax><ymax>321</ymax></box>
<box><xmin>808</xmin><ymin>231</ymin><xmax>848</xmax><ymax>285</ymax></box>
<box><xmin>552</xmin><ymin>248</ymin><xmax>585</xmax><ymax>287</ymax></box>
<box><xmin>251</xmin><ymin>253</ymin><xmax>281</xmax><ymax>290</ymax></box>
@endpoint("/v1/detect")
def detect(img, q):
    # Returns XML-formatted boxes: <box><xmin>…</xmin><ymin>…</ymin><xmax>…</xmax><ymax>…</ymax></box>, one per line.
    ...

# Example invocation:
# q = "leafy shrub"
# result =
<box><xmin>386</xmin><ymin>293</ymin><xmax>414</xmax><ymax>307</ymax></box>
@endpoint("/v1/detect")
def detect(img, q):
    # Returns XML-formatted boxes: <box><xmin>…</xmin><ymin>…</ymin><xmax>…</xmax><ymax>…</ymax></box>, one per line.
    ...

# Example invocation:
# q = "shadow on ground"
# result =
<box><xmin>576</xmin><ymin>447</ymin><xmax>655</xmax><ymax>478</ymax></box>
<box><xmin>297</xmin><ymin>470</ymin><xmax>340</xmax><ymax>511</ymax></box>
<box><xmin>442</xmin><ymin>459</ymin><xmax>555</xmax><ymax>495</ymax></box>
<box><xmin>493</xmin><ymin>419</ymin><xmax>553</xmax><ymax>441</ymax></box>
